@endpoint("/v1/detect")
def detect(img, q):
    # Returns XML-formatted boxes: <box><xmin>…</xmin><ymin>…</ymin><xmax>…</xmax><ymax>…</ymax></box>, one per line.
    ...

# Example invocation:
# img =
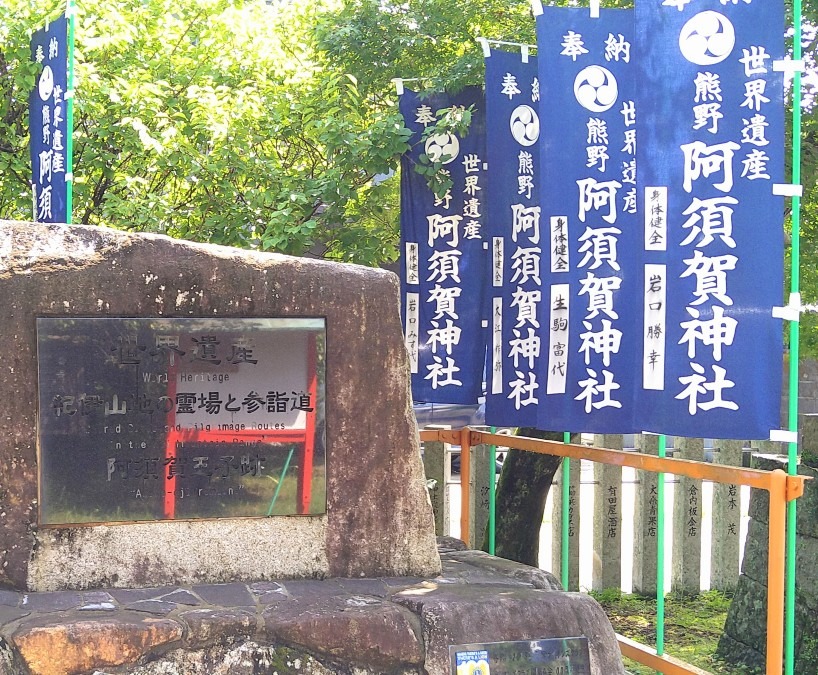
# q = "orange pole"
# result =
<box><xmin>459</xmin><ymin>427</ymin><xmax>471</xmax><ymax>546</ymax></box>
<box><xmin>297</xmin><ymin>334</ymin><xmax>318</xmax><ymax>514</ymax></box>
<box><xmin>164</xmin><ymin>358</ymin><xmax>179</xmax><ymax>520</ymax></box>
<box><xmin>766</xmin><ymin>469</ymin><xmax>787</xmax><ymax>675</ymax></box>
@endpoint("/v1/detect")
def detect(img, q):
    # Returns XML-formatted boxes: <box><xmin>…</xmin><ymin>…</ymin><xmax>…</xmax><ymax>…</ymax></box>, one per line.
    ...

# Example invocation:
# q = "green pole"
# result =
<box><xmin>656</xmin><ymin>434</ymin><xmax>667</xmax><ymax>657</ymax></box>
<box><xmin>65</xmin><ymin>0</ymin><xmax>75</xmax><ymax>224</ymax></box>
<box><xmin>561</xmin><ymin>431</ymin><xmax>571</xmax><ymax>590</ymax></box>
<box><xmin>489</xmin><ymin>425</ymin><xmax>497</xmax><ymax>555</ymax></box>
<box><xmin>266</xmin><ymin>446</ymin><xmax>295</xmax><ymax>516</ymax></box>
<box><xmin>785</xmin><ymin>1</ymin><xmax>803</xmax><ymax>672</ymax></box>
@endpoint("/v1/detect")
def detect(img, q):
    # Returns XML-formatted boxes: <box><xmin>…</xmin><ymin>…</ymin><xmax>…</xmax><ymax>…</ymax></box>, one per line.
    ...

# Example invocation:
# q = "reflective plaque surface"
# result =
<box><xmin>37</xmin><ymin>318</ymin><xmax>326</xmax><ymax>526</ymax></box>
<box><xmin>450</xmin><ymin>637</ymin><xmax>591</xmax><ymax>675</ymax></box>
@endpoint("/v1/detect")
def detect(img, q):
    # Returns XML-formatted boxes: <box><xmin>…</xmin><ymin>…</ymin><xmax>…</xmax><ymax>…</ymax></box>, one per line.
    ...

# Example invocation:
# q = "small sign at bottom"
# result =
<box><xmin>450</xmin><ymin>637</ymin><xmax>591</xmax><ymax>675</ymax></box>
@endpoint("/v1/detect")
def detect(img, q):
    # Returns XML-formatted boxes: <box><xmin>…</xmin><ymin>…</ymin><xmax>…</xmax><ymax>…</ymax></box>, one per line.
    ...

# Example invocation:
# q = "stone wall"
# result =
<box><xmin>781</xmin><ymin>356</ymin><xmax>818</xmax><ymax>423</ymax></box>
<box><xmin>717</xmin><ymin>452</ymin><xmax>818</xmax><ymax>672</ymax></box>
<box><xmin>0</xmin><ymin>221</ymin><xmax>440</xmax><ymax>591</ymax></box>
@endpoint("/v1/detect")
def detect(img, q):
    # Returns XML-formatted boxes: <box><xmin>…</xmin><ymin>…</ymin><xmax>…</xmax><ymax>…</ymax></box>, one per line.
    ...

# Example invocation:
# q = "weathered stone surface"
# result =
<box><xmin>263</xmin><ymin>594</ymin><xmax>424</xmax><ymax>670</ymax></box>
<box><xmin>108</xmin><ymin>588</ymin><xmax>170</xmax><ymax>604</ymax></box>
<box><xmin>738</xmin><ymin>517</ymin><xmax>768</xmax><ymax>585</ymax></box>
<box><xmin>11</xmin><ymin>615</ymin><xmax>183</xmax><ymax>675</ymax></box>
<box><xmin>440</xmin><ymin>550</ymin><xmax>561</xmax><ymax>590</ymax></box>
<box><xmin>436</xmin><ymin>535</ymin><xmax>468</xmax><ymax>552</ymax></box>
<box><xmin>719</xmin><ymin>573</ymin><xmax>767</xmax><ymax>667</ymax></box>
<box><xmin>0</xmin><ymin>636</ymin><xmax>26</xmax><ymax>675</ymax></box>
<box><xmin>181</xmin><ymin>608</ymin><xmax>257</xmax><ymax>648</ymax></box>
<box><xmin>94</xmin><ymin>642</ymin><xmax>422</xmax><ymax>675</ymax></box>
<box><xmin>0</xmin><ymin>220</ymin><xmax>439</xmax><ymax>590</ymax></box>
<box><xmin>124</xmin><ymin>600</ymin><xmax>179</xmax><ymax>616</ymax></box>
<box><xmin>21</xmin><ymin>592</ymin><xmax>84</xmax><ymax>613</ymax></box>
<box><xmin>0</xmin><ymin>606</ymin><xmax>29</xmax><ymax>624</ymax></box>
<box><xmin>0</xmin><ymin>548</ymin><xmax>626</xmax><ymax>674</ymax></box>
<box><xmin>158</xmin><ymin>589</ymin><xmax>201</xmax><ymax>606</ymax></box>
<box><xmin>723</xmin><ymin>458</ymin><xmax>818</xmax><ymax>673</ymax></box>
<box><xmin>716</xmin><ymin>631</ymin><xmax>765</xmax><ymax>673</ymax></box>
<box><xmin>192</xmin><ymin>583</ymin><xmax>255</xmax><ymax>608</ymax></box>
<box><xmin>393</xmin><ymin>584</ymin><xmax>624</xmax><ymax>675</ymax></box>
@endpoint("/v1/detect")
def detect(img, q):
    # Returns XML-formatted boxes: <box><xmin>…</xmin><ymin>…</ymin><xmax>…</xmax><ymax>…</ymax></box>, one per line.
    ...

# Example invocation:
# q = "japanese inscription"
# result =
<box><xmin>30</xmin><ymin>16</ymin><xmax>69</xmax><ymax>224</ymax></box>
<box><xmin>37</xmin><ymin>318</ymin><xmax>326</xmax><ymax>526</ymax></box>
<box><xmin>400</xmin><ymin>86</ymin><xmax>487</xmax><ymax>404</ymax></box>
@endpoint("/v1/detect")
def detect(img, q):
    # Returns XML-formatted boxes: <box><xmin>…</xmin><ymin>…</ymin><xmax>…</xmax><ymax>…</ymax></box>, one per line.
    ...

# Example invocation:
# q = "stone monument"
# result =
<box><xmin>0</xmin><ymin>221</ymin><xmax>625</xmax><ymax>675</ymax></box>
<box><xmin>0</xmin><ymin>220</ymin><xmax>439</xmax><ymax>591</ymax></box>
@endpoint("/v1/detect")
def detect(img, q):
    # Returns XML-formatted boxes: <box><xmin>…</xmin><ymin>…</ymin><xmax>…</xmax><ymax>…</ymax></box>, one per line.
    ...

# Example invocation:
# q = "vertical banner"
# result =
<box><xmin>536</xmin><ymin>8</ymin><xmax>639</xmax><ymax>433</ymax></box>
<box><xmin>30</xmin><ymin>15</ymin><xmax>69</xmax><ymax>224</ymax></box>
<box><xmin>635</xmin><ymin>0</ymin><xmax>784</xmax><ymax>439</ymax></box>
<box><xmin>484</xmin><ymin>50</ymin><xmax>542</xmax><ymax>427</ymax></box>
<box><xmin>399</xmin><ymin>87</ymin><xmax>488</xmax><ymax>403</ymax></box>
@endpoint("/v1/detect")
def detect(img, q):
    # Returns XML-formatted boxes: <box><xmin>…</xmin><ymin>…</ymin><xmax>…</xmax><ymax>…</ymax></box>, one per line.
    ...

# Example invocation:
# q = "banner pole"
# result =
<box><xmin>65</xmin><ymin>0</ymin><xmax>75</xmax><ymax>224</ymax></box>
<box><xmin>785</xmin><ymin>0</ymin><xmax>803</xmax><ymax>671</ymax></box>
<box><xmin>561</xmin><ymin>431</ymin><xmax>570</xmax><ymax>589</ymax></box>
<box><xmin>656</xmin><ymin>434</ymin><xmax>667</xmax><ymax>656</ymax></box>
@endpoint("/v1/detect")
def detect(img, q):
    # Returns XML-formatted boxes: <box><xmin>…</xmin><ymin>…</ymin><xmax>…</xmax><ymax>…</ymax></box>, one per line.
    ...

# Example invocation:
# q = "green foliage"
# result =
<box><xmin>3</xmin><ymin>0</ymin><xmax>818</xmax><ymax>273</ymax></box>
<box><xmin>591</xmin><ymin>590</ymin><xmax>740</xmax><ymax>674</ymax></box>
<box><xmin>0</xmin><ymin>0</ymin><xmax>413</xmax><ymax>265</ymax></box>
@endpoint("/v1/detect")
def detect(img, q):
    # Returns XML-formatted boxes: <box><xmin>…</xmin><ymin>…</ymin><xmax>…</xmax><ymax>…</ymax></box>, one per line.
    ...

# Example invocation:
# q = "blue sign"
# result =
<box><xmin>483</xmin><ymin>50</ymin><xmax>542</xmax><ymax>428</ymax></box>
<box><xmin>634</xmin><ymin>0</ymin><xmax>785</xmax><ymax>439</ymax></box>
<box><xmin>30</xmin><ymin>15</ymin><xmax>69</xmax><ymax>224</ymax></box>
<box><xmin>535</xmin><ymin>8</ymin><xmax>640</xmax><ymax>433</ymax></box>
<box><xmin>399</xmin><ymin>87</ymin><xmax>488</xmax><ymax>404</ymax></box>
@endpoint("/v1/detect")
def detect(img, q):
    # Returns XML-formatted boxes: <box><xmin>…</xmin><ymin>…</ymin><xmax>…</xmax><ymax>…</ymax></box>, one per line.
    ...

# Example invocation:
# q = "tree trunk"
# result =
<box><xmin>484</xmin><ymin>428</ymin><xmax>578</xmax><ymax>567</ymax></box>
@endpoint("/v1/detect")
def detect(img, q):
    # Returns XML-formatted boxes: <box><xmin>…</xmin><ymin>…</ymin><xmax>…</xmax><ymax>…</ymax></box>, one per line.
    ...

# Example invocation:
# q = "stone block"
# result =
<box><xmin>468</xmin><ymin>444</ymin><xmax>492</xmax><ymax>550</ymax></box>
<box><xmin>392</xmin><ymin>584</ymin><xmax>624</xmax><ymax>675</ymax></box>
<box><xmin>672</xmin><ymin>437</ymin><xmax>703</xmax><ymax>595</ymax></box>
<box><xmin>551</xmin><ymin>458</ymin><xmax>580</xmax><ymax>591</ymax></box>
<box><xmin>11</xmin><ymin>614</ymin><xmax>183</xmax><ymax>675</ymax></box>
<box><xmin>422</xmin><ymin>434</ymin><xmax>449</xmax><ymax>536</ymax></box>
<box><xmin>719</xmin><ymin>573</ymin><xmax>767</xmax><ymax>664</ymax></box>
<box><xmin>710</xmin><ymin>440</ymin><xmax>743</xmax><ymax>593</ymax></box>
<box><xmin>592</xmin><ymin>440</ymin><xmax>622</xmax><ymax>592</ymax></box>
<box><xmin>439</xmin><ymin>549</ymin><xmax>561</xmax><ymax>590</ymax></box>
<box><xmin>738</xmin><ymin>517</ymin><xmax>768</xmax><ymax>584</ymax></box>
<box><xmin>0</xmin><ymin>221</ymin><xmax>439</xmax><ymax>590</ymax></box>
<box><xmin>633</xmin><ymin>434</ymin><xmax>660</xmax><ymax>596</ymax></box>
<box><xmin>181</xmin><ymin>608</ymin><xmax>257</xmax><ymax>648</ymax></box>
<box><xmin>263</xmin><ymin>594</ymin><xmax>424</xmax><ymax>671</ymax></box>
<box><xmin>716</xmin><ymin>630</ymin><xmax>765</xmax><ymax>673</ymax></box>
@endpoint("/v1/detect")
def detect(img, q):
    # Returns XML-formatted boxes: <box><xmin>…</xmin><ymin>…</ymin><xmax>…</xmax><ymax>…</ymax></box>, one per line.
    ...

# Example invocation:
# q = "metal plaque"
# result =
<box><xmin>450</xmin><ymin>637</ymin><xmax>591</xmax><ymax>675</ymax></box>
<box><xmin>36</xmin><ymin>318</ymin><xmax>326</xmax><ymax>526</ymax></box>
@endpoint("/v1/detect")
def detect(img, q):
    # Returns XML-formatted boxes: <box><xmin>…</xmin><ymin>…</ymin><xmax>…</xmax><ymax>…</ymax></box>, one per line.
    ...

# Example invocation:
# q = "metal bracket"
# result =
<box><xmin>772</xmin><ymin>183</ymin><xmax>803</xmax><ymax>198</ymax></box>
<box><xmin>773</xmin><ymin>59</ymin><xmax>806</xmax><ymax>74</ymax></box>
<box><xmin>787</xmin><ymin>475</ymin><xmax>807</xmax><ymax>502</ymax></box>
<box><xmin>476</xmin><ymin>37</ymin><xmax>491</xmax><ymax>58</ymax></box>
<box><xmin>770</xmin><ymin>429</ymin><xmax>798</xmax><ymax>444</ymax></box>
<box><xmin>772</xmin><ymin>292</ymin><xmax>802</xmax><ymax>323</ymax></box>
<box><xmin>438</xmin><ymin>429</ymin><xmax>462</xmax><ymax>445</ymax></box>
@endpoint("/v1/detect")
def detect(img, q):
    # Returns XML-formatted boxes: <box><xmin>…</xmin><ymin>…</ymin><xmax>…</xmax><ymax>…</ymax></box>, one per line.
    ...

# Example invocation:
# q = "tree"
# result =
<box><xmin>0</xmin><ymin>0</ymin><xmax>413</xmax><ymax>265</ymax></box>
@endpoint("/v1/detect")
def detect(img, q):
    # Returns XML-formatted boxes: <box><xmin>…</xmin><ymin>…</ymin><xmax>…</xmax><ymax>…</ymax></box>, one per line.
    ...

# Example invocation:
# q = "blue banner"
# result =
<box><xmin>483</xmin><ymin>51</ymin><xmax>542</xmax><ymax>427</ymax></box>
<box><xmin>536</xmin><ymin>9</ymin><xmax>640</xmax><ymax>433</ymax></box>
<box><xmin>399</xmin><ymin>87</ymin><xmax>488</xmax><ymax>403</ymax></box>
<box><xmin>635</xmin><ymin>0</ymin><xmax>785</xmax><ymax>439</ymax></box>
<box><xmin>30</xmin><ymin>15</ymin><xmax>69</xmax><ymax>224</ymax></box>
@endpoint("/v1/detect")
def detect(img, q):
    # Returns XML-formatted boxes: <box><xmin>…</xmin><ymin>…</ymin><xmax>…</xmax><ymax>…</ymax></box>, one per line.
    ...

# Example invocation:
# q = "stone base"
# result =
<box><xmin>0</xmin><ymin>543</ymin><xmax>624</xmax><ymax>675</ymax></box>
